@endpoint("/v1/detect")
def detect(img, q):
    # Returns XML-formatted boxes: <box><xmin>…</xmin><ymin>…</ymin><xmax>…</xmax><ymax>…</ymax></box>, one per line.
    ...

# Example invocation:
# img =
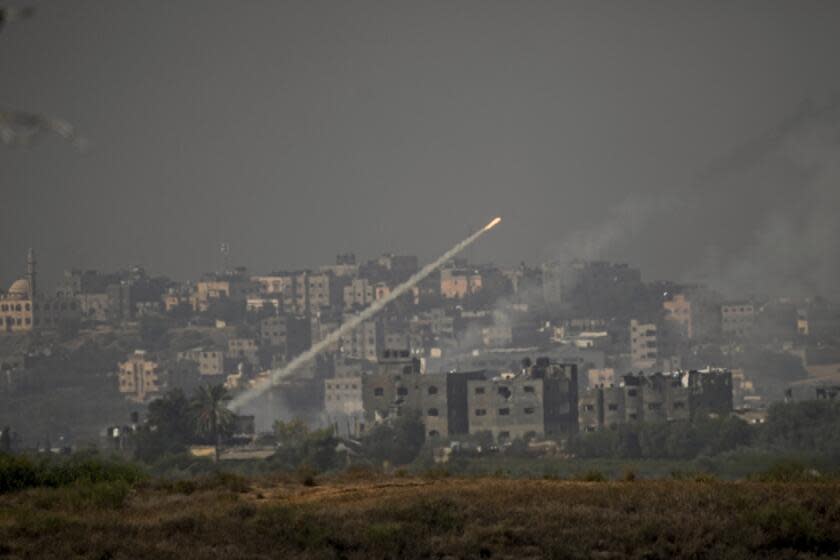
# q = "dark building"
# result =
<box><xmin>687</xmin><ymin>368</ymin><xmax>733</xmax><ymax>416</ymax></box>
<box><xmin>285</xmin><ymin>315</ymin><xmax>312</xmax><ymax>361</ymax></box>
<box><xmin>531</xmin><ymin>359</ymin><xmax>579</xmax><ymax>438</ymax></box>
<box><xmin>445</xmin><ymin>370</ymin><xmax>488</xmax><ymax>436</ymax></box>
<box><xmin>106</xmin><ymin>283</ymin><xmax>132</xmax><ymax>323</ymax></box>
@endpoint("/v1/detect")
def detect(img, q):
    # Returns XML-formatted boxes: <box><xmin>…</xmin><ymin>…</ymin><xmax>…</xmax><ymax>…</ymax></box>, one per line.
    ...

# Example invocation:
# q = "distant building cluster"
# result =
<box><xmin>2</xmin><ymin>246</ymin><xmax>839</xmax><ymax>442</ymax></box>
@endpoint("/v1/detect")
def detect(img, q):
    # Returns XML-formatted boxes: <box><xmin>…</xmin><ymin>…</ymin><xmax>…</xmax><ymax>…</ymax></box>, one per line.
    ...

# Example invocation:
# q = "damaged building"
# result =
<box><xmin>327</xmin><ymin>350</ymin><xmax>578</xmax><ymax>443</ymax></box>
<box><xmin>579</xmin><ymin>368</ymin><xmax>733</xmax><ymax>432</ymax></box>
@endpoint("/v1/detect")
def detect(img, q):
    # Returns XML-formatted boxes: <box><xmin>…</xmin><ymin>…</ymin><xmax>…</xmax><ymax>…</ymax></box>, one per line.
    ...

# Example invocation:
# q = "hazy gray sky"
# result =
<box><xmin>2</xmin><ymin>1</ymin><xmax>840</xmax><ymax>297</ymax></box>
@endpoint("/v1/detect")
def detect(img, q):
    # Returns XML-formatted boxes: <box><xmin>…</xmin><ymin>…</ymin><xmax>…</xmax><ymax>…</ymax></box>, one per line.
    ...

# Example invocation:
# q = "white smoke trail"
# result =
<box><xmin>229</xmin><ymin>216</ymin><xmax>502</xmax><ymax>411</ymax></box>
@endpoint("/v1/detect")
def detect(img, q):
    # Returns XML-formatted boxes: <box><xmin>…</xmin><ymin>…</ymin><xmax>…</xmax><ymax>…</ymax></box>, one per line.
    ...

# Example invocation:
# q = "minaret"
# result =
<box><xmin>26</xmin><ymin>248</ymin><xmax>36</xmax><ymax>300</ymax></box>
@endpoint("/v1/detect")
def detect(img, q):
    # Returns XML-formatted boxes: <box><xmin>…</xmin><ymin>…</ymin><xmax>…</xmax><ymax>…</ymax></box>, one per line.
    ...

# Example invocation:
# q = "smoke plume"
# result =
<box><xmin>229</xmin><ymin>217</ymin><xmax>502</xmax><ymax>411</ymax></box>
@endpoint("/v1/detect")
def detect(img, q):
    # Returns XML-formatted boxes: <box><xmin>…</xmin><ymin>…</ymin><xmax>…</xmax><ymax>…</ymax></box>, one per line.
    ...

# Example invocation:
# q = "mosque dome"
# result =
<box><xmin>7</xmin><ymin>278</ymin><xmax>31</xmax><ymax>298</ymax></box>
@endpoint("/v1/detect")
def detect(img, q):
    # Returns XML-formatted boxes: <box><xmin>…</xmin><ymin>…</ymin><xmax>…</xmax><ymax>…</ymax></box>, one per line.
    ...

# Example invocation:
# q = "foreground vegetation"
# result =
<box><xmin>4</xmin><ymin>398</ymin><xmax>840</xmax><ymax>557</ymax></box>
<box><xmin>2</xmin><ymin>465</ymin><xmax>840</xmax><ymax>559</ymax></box>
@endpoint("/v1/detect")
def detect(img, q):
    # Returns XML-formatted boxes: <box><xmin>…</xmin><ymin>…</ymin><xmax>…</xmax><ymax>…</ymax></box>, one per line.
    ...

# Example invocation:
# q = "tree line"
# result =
<box><xmin>570</xmin><ymin>399</ymin><xmax>840</xmax><ymax>462</ymax></box>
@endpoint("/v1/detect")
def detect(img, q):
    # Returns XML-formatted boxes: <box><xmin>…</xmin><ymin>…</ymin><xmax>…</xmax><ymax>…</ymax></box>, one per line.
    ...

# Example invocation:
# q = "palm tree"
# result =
<box><xmin>190</xmin><ymin>384</ymin><xmax>235</xmax><ymax>462</ymax></box>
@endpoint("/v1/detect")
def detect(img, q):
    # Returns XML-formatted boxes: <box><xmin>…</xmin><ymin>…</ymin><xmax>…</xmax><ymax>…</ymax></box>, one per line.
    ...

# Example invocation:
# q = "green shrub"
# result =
<box><xmin>750</xmin><ymin>503</ymin><xmax>832</xmax><ymax>553</ymax></box>
<box><xmin>253</xmin><ymin>505</ymin><xmax>329</xmax><ymax>550</ymax></box>
<box><xmin>0</xmin><ymin>454</ymin><xmax>39</xmax><ymax>493</ymax></box>
<box><xmin>396</xmin><ymin>498</ymin><xmax>464</xmax><ymax>533</ymax></box>
<box><xmin>692</xmin><ymin>472</ymin><xmax>717</xmax><ymax>483</ymax></box>
<box><xmin>750</xmin><ymin>460</ymin><xmax>821</xmax><ymax>483</ymax></box>
<box><xmin>296</xmin><ymin>465</ymin><xmax>318</xmax><ymax>486</ymax></box>
<box><xmin>72</xmin><ymin>480</ymin><xmax>132</xmax><ymax>509</ymax></box>
<box><xmin>230</xmin><ymin>502</ymin><xmax>257</xmax><ymax>520</ymax></box>
<box><xmin>578</xmin><ymin>469</ymin><xmax>606</xmax><ymax>482</ymax></box>
<box><xmin>365</xmin><ymin>522</ymin><xmax>407</xmax><ymax>549</ymax></box>
<box><xmin>32</xmin><ymin>480</ymin><xmax>132</xmax><ymax>510</ymax></box>
<box><xmin>200</xmin><ymin>471</ymin><xmax>250</xmax><ymax>493</ymax></box>
<box><xmin>422</xmin><ymin>466</ymin><xmax>450</xmax><ymax>480</ymax></box>
<box><xmin>39</xmin><ymin>455</ymin><xmax>145</xmax><ymax>487</ymax></box>
<box><xmin>0</xmin><ymin>454</ymin><xmax>145</xmax><ymax>494</ymax></box>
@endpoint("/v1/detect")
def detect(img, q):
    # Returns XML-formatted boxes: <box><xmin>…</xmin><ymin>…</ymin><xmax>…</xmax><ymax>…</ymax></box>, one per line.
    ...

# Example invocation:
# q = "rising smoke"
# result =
<box><xmin>686</xmin><ymin>96</ymin><xmax>840</xmax><ymax>299</ymax></box>
<box><xmin>539</xmin><ymin>97</ymin><xmax>840</xmax><ymax>301</ymax></box>
<box><xmin>229</xmin><ymin>216</ymin><xmax>503</xmax><ymax>411</ymax></box>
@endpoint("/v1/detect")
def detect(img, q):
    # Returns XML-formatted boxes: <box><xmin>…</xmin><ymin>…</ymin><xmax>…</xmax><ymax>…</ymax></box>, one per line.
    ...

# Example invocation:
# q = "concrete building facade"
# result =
<box><xmin>440</xmin><ymin>268</ymin><xmax>483</xmax><ymax>300</ymax></box>
<box><xmin>664</xmin><ymin>294</ymin><xmax>693</xmax><ymax>339</ymax></box>
<box><xmin>177</xmin><ymin>348</ymin><xmax>225</xmax><ymax>376</ymax></box>
<box><xmin>721</xmin><ymin>303</ymin><xmax>755</xmax><ymax>337</ymax></box>
<box><xmin>630</xmin><ymin>319</ymin><xmax>657</xmax><ymax>370</ymax></box>
<box><xmin>467</xmin><ymin>375</ymin><xmax>545</xmax><ymax>442</ymax></box>
<box><xmin>118</xmin><ymin>350</ymin><xmax>163</xmax><ymax>402</ymax></box>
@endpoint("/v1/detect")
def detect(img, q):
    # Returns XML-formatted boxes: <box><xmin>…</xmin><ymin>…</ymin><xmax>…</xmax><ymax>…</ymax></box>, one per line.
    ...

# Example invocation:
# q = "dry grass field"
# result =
<box><xmin>2</xmin><ymin>473</ymin><xmax>840</xmax><ymax>559</ymax></box>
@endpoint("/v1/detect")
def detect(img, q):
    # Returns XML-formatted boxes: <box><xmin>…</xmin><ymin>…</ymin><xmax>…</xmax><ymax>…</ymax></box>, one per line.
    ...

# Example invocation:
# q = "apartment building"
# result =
<box><xmin>118</xmin><ymin>350</ymin><xmax>163</xmax><ymax>402</ymax></box>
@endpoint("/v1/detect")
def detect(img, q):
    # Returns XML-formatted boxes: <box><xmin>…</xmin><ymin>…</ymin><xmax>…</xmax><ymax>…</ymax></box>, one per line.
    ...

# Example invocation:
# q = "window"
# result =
<box><xmin>627</xmin><ymin>389</ymin><xmax>638</xmax><ymax>397</ymax></box>
<box><xmin>583</xmin><ymin>404</ymin><xmax>595</xmax><ymax>412</ymax></box>
<box><xmin>497</xmin><ymin>386</ymin><xmax>511</xmax><ymax>399</ymax></box>
<box><xmin>326</xmin><ymin>384</ymin><xmax>332</xmax><ymax>389</ymax></box>
<box><xmin>524</xmin><ymin>407</ymin><xmax>535</xmax><ymax>415</ymax></box>
<box><xmin>428</xmin><ymin>430</ymin><xmax>440</xmax><ymax>438</ymax></box>
<box><xmin>427</xmin><ymin>385</ymin><xmax>438</xmax><ymax>395</ymax></box>
<box><xmin>427</xmin><ymin>408</ymin><xmax>439</xmax><ymax>417</ymax></box>
<box><xmin>475</xmin><ymin>387</ymin><xmax>485</xmax><ymax>395</ymax></box>
<box><xmin>608</xmin><ymin>404</ymin><xmax>618</xmax><ymax>411</ymax></box>
<box><xmin>498</xmin><ymin>431</ymin><xmax>510</xmax><ymax>440</ymax></box>
<box><xmin>648</xmin><ymin>403</ymin><xmax>662</xmax><ymax>411</ymax></box>
<box><xmin>523</xmin><ymin>386</ymin><xmax>535</xmax><ymax>393</ymax></box>
<box><xmin>475</xmin><ymin>409</ymin><xmax>487</xmax><ymax>416</ymax></box>
<box><xmin>674</xmin><ymin>402</ymin><xmax>686</xmax><ymax>409</ymax></box>
<box><xmin>498</xmin><ymin>408</ymin><xmax>510</xmax><ymax>416</ymax></box>
<box><xmin>397</xmin><ymin>387</ymin><xmax>408</xmax><ymax>396</ymax></box>
<box><xmin>374</xmin><ymin>388</ymin><xmax>384</xmax><ymax>397</ymax></box>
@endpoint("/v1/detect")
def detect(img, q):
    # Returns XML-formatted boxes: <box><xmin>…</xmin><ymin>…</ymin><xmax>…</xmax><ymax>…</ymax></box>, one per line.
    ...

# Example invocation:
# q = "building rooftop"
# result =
<box><xmin>7</xmin><ymin>278</ymin><xmax>30</xmax><ymax>298</ymax></box>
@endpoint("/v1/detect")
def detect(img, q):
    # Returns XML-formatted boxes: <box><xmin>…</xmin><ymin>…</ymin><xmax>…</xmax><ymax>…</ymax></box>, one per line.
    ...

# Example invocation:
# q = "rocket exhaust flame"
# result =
<box><xmin>484</xmin><ymin>216</ymin><xmax>502</xmax><ymax>231</ymax></box>
<box><xmin>229</xmin><ymin>216</ymin><xmax>502</xmax><ymax>411</ymax></box>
